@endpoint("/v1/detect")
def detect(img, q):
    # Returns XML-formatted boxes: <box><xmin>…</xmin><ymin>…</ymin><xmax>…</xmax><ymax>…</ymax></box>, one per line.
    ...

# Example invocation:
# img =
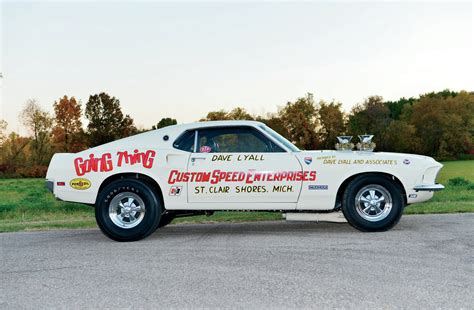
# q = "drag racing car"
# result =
<box><xmin>45</xmin><ymin>121</ymin><xmax>444</xmax><ymax>241</ymax></box>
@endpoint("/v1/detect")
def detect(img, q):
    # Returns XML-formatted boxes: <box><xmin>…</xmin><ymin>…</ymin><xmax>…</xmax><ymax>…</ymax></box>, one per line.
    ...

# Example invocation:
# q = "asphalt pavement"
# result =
<box><xmin>1</xmin><ymin>213</ymin><xmax>473</xmax><ymax>309</ymax></box>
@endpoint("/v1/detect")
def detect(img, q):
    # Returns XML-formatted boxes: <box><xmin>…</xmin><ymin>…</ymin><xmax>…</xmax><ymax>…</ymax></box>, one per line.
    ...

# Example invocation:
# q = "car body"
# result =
<box><xmin>46</xmin><ymin>120</ymin><xmax>444</xmax><ymax>241</ymax></box>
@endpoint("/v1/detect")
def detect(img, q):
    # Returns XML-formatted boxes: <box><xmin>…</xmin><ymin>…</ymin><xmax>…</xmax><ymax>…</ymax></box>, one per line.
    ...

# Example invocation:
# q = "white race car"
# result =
<box><xmin>46</xmin><ymin>121</ymin><xmax>444</xmax><ymax>241</ymax></box>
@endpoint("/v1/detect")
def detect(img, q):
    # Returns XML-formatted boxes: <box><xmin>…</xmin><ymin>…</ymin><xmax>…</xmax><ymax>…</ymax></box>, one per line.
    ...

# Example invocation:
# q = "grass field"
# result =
<box><xmin>1</xmin><ymin>160</ymin><xmax>473</xmax><ymax>232</ymax></box>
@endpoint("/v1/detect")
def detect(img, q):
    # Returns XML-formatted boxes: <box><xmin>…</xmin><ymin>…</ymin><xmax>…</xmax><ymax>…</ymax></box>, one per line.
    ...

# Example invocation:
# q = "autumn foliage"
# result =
<box><xmin>0</xmin><ymin>89</ymin><xmax>473</xmax><ymax>177</ymax></box>
<box><xmin>52</xmin><ymin>96</ymin><xmax>85</xmax><ymax>153</ymax></box>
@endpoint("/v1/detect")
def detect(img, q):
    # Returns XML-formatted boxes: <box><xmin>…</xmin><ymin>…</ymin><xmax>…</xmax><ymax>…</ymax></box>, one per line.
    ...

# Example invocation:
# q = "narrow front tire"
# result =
<box><xmin>342</xmin><ymin>175</ymin><xmax>404</xmax><ymax>232</ymax></box>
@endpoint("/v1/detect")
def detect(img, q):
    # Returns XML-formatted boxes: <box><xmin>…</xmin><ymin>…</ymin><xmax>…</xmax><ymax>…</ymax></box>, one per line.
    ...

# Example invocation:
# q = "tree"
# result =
<box><xmin>85</xmin><ymin>92</ymin><xmax>137</xmax><ymax>146</ymax></box>
<box><xmin>384</xmin><ymin>120</ymin><xmax>419</xmax><ymax>153</ymax></box>
<box><xmin>317</xmin><ymin>101</ymin><xmax>346</xmax><ymax>149</ymax></box>
<box><xmin>200</xmin><ymin>107</ymin><xmax>254</xmax><ymax>121</ymax></box>
<box><xmin>384</xmin><ymin>97</ymin><xmax>417</xmax><ymax>120</ymax></box>
<box><xmin>200</xmin><ymin>110</ymin><xmax>229</xmax><ymax>121</ymax></box>
<box><xmin>0</xmin><ymin>132</ymin><xmax>31</xmax><ymax>168</ymax></box>
<box><xmin>152</xmin><ymin>118</ymin><xmax>177</xmax><ymax>130</ymax></box>
<box><xmin>227</xmin><ymin>107</ymin><xmax>254</xmax><ymax>120</ymax></box>
<box><xmin>347</xmin><ymin>96</ymin><xmax>392</xmax><ymax>150</ymax></box>
<box><xmin>19</xmin><ymin>99</ymin><xmax>53</xmax><ymax>165</ymax></box>
<box><xmin>408</xmin><ymin>90</ymin><xmax>473</xmax><ymax>158</ymax></box>
<box><xmin>52</xmin><ymin>95</ymin><xmax>86</xmax><ymax>152</ymax></box>
<box><xmin>278</xmin><ymin>93</ymin><xmax>319</xmax><ymax>150</ymax></box>
<box><xmin>0</xmin><ymin>119</ymin><xmax>7</xmax><ymax>145</ymax></box>
<box><xmin>256</xmin><ymin>113</ymin><xmax>290</xmax><ymax>140</ymax></box>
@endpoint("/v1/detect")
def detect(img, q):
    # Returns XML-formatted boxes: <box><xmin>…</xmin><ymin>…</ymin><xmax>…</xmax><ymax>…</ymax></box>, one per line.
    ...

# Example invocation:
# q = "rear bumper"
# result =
<box><xmin>45</xmin><ymin>180</ymin><xmax>54</xmax><ymax>193</ymax></box>
<box><xmin>413</xmin><ymin>184</ymin><xmax>445</xmax><ymax>192</ymax></box>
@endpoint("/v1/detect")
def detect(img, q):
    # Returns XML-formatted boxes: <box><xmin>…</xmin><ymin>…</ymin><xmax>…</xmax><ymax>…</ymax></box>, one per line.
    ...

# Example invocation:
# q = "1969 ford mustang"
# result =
<box><xmin>46</xmin><ymin>121</ymin><xmax>444</xmax><ymax>241</ymax></box>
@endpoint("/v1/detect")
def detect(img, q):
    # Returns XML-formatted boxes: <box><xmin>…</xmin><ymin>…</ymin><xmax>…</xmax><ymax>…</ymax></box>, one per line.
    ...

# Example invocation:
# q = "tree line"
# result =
<box><xmin>0</xmin><ymin>89</ymin><xmax>472</xmax><ymax>177</ymax></box>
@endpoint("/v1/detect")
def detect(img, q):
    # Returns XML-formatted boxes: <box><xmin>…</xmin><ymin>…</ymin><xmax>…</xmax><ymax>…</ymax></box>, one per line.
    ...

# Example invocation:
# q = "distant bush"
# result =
<box><xmin>14</xmin><ymin>165</ymin><xmax>48</xmax><ymax>178</ymax></box>
<box><xmin>447</xmin><ymin>177</ymin><xmax>473</xmax><ymax>190</ymax></box>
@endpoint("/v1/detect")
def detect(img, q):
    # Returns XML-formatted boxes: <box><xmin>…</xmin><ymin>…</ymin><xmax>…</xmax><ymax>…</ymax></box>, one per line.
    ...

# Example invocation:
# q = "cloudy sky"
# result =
<box><xmin>1</xmin><ymin>1</ymin><xmax>473</xmax><ymax>133</ymax></box>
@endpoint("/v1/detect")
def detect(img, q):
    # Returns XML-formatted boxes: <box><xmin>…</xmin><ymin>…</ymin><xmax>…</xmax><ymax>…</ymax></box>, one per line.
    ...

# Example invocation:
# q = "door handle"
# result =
<box><xmin>191</xmin><ymin>157</ymin><xmax>206</xmax><ymax>163</ymax></box>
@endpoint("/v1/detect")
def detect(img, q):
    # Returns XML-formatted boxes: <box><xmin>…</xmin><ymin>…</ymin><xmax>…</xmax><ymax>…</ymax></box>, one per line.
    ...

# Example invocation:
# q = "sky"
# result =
<box><xmin>1</xmin><ymin>1</ymin><xmax>473</xmax><ymax>134</ymax></box>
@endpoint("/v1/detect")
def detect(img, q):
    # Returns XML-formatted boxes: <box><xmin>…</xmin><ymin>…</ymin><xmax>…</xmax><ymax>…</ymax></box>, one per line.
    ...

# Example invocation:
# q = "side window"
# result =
<box><xmin>197</xmin><ymin>127</ymin><xmax>285</xmax><ymax>153</ymax></box>
<box><xmin>173</xmin><ymin>130</ymin><xmax>195</xmax><ymax>152</ymax></box>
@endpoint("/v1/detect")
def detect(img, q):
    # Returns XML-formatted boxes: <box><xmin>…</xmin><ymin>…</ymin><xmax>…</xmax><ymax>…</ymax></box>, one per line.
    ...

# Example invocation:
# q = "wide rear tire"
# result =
<box><xmin>95</xmin><ymin>179</ymin><xmax>162</xmax><ymax>241</ymax></box>
<box><xmin>342</xmin><ymin>175</ymin><xmax>404</xmax><ymax>232</ymax></box>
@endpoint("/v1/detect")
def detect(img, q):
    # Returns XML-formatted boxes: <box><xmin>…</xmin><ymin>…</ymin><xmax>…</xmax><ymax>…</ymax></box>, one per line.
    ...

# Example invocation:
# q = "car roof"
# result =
<box><xmin>160</xmin><ymin>120</ymin><xmax>265</xmax><ymax>133</ymax></box>
<box><xmin>78</xmin><ymin>121</ymin><xmax>269</xmax><ymax>153</ymax></box>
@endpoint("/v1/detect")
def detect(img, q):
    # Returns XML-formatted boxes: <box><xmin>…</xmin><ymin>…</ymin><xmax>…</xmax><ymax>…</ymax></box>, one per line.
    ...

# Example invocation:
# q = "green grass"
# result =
<box><xmin>403</xmin><ymin>160</ymin><xmax>474</xmax><ymax>215</ymax></box>
<box><xmin>0</xmin><ymin>178</ymin><xmax>97</xmax><ymax>232</ymax></box>
<box><xmin>0</xmin><ymin>160</ymin><xmax>472</xmax><ymax>232</ymax></box>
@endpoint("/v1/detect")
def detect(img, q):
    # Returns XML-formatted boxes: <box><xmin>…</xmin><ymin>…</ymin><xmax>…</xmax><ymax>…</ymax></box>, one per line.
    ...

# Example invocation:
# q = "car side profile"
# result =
<box><xmin>45</xmin><ymin>120</ymin><xmax>444</xmax><ymax>241</ymax></box>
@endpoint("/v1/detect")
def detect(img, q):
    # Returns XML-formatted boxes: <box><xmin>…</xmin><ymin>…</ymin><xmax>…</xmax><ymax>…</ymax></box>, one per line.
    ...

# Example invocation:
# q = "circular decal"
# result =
<box><xmin>403</xmin><ymin>159</ymin><xmax>410</xmax><ymax>165</ymax></box>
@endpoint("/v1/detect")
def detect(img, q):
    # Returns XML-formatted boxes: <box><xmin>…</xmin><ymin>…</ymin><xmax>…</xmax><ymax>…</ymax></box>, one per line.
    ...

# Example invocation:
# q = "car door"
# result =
<box><xmin>186</xmin><ymin>126</ymin><xmax>305</xmax><ymax>204</ymax></box>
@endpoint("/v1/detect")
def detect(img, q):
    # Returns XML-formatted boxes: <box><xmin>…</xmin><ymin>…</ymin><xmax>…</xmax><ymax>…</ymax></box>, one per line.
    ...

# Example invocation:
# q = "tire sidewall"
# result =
<box><xmin>343</xmin><ymin>176</ymin><xmax>403</xmax><ymax>231</ymax></box>
<box><xmin>95</xmin><ymin>179</ymin><xmax>161</xmax><ymax>241</ymax></box>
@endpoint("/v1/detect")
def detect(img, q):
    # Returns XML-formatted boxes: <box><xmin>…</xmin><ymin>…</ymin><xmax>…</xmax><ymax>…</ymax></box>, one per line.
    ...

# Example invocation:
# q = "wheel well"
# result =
<box><xmin>335</xmin><ymin>172</ymin><xmax>407</xmax><ymax>207</ymax></box>
<box><xmin>96</xmin><ymin>173</ymin><xmax>164</xmax><ymax>207</ymax></box>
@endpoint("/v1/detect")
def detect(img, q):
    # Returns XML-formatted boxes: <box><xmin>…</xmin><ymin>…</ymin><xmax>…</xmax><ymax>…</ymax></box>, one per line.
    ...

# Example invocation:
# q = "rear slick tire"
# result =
<box><xmin>95</xmin><ymin>179</ymin><xmax>162</xmax><ymax>241</ymax></box>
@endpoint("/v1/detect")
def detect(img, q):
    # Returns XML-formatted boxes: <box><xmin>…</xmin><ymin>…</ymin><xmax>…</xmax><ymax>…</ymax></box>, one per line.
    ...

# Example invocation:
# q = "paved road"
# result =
<box><xmin>1</xmin><ymin>214</ymin><xmax>473</xmax><ymax>309</ymax></box>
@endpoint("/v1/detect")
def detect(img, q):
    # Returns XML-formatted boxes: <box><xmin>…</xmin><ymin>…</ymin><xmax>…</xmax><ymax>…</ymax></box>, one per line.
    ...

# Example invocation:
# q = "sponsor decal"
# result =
<box><xmin>321</xmin><ymin>158</ymin><xmax>398</xmax><ymax>165</ymax></box>
<box><xmin>304</xmin><ymin>157</ymin><xmax>312</xmax><ymax>165</ymax></box>
<box><xmin>169</xmin><ymin>186</ymin><xmax>183</xmax><ymax>196</ymax></box>
<box><xmin>211</xmin><ymin>154</ymin><xmax>265</xmax><ymax>161</ymax></box>
<box><xmin>194</xmin><ymin>184</ymin><xmax>295</xmax><ymax>195</ymax></box>
<box><xmin>408</xmin><ymin>194</ymin><xmax>417</xmax><ymax>198</ymax></box>
<box><xmin>70</xmin><ymin>178</ymin><xmax>91</xmax><ymax>190</ymax></box>
<box><xmin>74</xmin><ymin>149</ymin><xmax>156</xmax><ymax>176</ymax></box>
<box><xmin>168</xmin><ymin>169</ymin><xmax>317</xmax><ymax>185</ymax></box>
<box><xmin>200</xmin><ymin>146</ymin><xmax>212</xmax><ymax>153</ymax></box>
<box><xmin>308</xmin><ymin>185</ymin><xmax>328</xmax><ymax>190</ymax></box>
<box><xmin>403</xmin><ymin>159</ymin><xmax>410</xmax><ymax>165</ymax></box>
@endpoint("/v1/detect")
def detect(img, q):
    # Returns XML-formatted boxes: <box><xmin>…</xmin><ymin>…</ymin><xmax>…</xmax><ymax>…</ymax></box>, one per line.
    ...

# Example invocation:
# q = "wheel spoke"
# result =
<box><xmin>376</xmin><ymin>196</ymin><xmax>385</xmax><ymax>203</ymax></box>
<box><xmin>360</xmin><ymin>196</ymin><xmax>370</xmax><ymax>203</ymax></box>
<box><xmin>363</xmin><ymin>206</ymin><xmax>372</xmax><ymax>213</ymax></box>
<box><xmin>375</xmin><ymin>205</ymin><xmax>383</xmax><ymax>214</ymax></box>
<box><xmin>131</xmin><ymin>205</ymin><xmax>142</xmax><ymax>212</ymax></box>
<box><xmin>369</xmin><ymin>190</ymin><xmax>376</xmax><ymax>200</ymax></box>
<box><xmin>128</xmin><ymin>197</ymin><xmax>134</xmax><ymax>206</ymax></box>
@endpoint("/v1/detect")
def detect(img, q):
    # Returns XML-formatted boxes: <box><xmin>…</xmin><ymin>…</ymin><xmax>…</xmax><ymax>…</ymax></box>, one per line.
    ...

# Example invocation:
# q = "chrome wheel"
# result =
<box><xmin>355</xmin><ymin>184</ymin><xmax>392</xmax><ymax>222</ymax></box>
<box><xmin>108</xmin><ymin>192</ymin><xmax>146</xmax><ymax>229</ymax></box>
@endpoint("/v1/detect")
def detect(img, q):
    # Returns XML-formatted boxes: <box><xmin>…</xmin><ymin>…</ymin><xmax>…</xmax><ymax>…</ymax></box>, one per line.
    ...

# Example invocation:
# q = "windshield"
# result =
<box><xmin>259</xmin><ymin>125</ymin><xmax>300</xmax><ymax>152</ymax></box>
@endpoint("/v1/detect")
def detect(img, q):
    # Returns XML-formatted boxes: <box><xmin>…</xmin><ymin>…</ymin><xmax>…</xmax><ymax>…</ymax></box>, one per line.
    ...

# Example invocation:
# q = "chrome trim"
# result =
<box><xmin>194</xmin><ymin>129</ymin><xmax>198</xmax><ymax>153</ymax></box>
<box><xmin>108</xmin><ymin>192</ymin><xmax>146</xmax><ymax>229</ymax></box>
<box><xmin>355</xmin><ymin>184</ymin><xmax>393</xmax><ymax>222</ymax></box>
<box><xmin>413</xmin><ymin>184</ymin><xmax>445</xmax><ymax>192</ymax></box>
<box><xmin>187</xmin><ymin>125</ymin><xmax>292</xmax><ymax>153</ymax></box>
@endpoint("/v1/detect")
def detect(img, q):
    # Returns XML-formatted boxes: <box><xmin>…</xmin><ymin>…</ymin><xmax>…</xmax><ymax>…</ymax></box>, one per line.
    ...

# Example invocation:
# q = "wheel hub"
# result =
<box><xmin>109</xmin><ymin>192</ymin><xmax>146</xmax><ymax>229</ymax></box>
<box><xmin>355</xmin><ymin>185</ymin><xmax>393</xmax><ymax>222</ymax></box>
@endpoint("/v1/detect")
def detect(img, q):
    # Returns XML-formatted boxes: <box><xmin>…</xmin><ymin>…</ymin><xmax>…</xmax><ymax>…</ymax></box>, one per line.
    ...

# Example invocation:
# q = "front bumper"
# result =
<box><xmin>45</xmin><ymin>180</ymin><xmax>54</xmax><ymax>193</ymax></box>
<box><xmin>413</xmin><ymin>184</ymin><xmax>445</xmax><ymax>192</ymax></box>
